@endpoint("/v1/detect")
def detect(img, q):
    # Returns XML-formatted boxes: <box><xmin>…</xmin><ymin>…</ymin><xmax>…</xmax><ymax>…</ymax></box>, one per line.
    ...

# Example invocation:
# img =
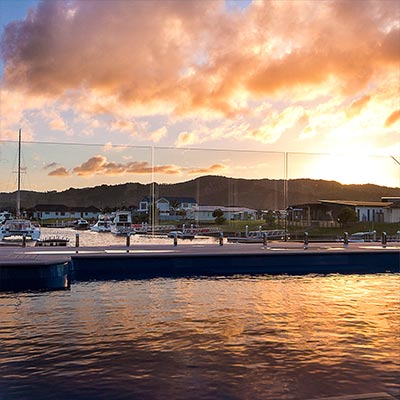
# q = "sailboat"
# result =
<box><xmin>0</xmin><ymin>129</ymin><xmax>41</xmax><ymax>241</ymax></box>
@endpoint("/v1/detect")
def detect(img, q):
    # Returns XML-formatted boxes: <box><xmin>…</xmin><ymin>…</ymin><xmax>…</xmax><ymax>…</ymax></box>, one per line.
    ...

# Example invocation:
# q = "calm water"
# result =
<box><xmin>33</xmin><ymin>227</ymin><xmax>219</xmax><ymax>247</ymax></box>
<box><xmin>0</xmin><ymin>274</ymin><xmax>399</xmax><ymax>400</ymax></box>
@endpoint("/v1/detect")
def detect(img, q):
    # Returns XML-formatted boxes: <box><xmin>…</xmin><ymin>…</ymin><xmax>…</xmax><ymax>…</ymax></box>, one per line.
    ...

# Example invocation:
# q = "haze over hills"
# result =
<box><xmin>0</xmin><ymin>176</ymin><xmax>399</xmax><ymax>211</ymax></box>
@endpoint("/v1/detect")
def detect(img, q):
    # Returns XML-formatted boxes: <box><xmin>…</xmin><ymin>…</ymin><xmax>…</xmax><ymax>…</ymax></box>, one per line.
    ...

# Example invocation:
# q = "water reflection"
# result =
<box><xmin>0</xmin><ymin>274</ymin><xmax>399</xmax><ymax>399</ymax></box>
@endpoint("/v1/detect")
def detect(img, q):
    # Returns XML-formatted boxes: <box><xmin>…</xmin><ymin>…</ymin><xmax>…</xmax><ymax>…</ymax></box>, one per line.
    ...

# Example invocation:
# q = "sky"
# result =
<box><xmin>0</xmin><ymin>0</ymin><xmax>399</xmax><ymax>192</ymax></box>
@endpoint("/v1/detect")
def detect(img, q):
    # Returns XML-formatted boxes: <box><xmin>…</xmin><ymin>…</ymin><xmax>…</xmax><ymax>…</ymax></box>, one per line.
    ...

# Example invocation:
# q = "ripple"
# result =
<box><xmin>0</xmin><ymin>274</ymin><xmax>399</xmax><ymax>399</ymax></box>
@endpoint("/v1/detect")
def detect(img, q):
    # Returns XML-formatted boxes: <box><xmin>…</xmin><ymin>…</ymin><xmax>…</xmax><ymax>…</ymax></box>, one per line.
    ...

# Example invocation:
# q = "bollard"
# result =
<box><xmin>22</xmin><ymin>233</ymin><xmax>26</xmax><ymax>247</ymax></box>
<box><xmin>219</xmin><ymin>232</ymin><xmax>224</xmax><ymax>246</ymax></box>
<box><xmin>245</xmin><ymin>225</ymin><xmax>249</xmax><ymax>237</ymax></box>
<box><xmin>382</xmin><ymin>231</ymin><xmax>387</xmax><ymax>247</ymax></box>
<box><xmin>304</xmin><ymin>232</ymin><xmax>309</xmax><ymax>250</ymax></box>
<box><xmin>75</xmin><ymin>233</ymin><xmax>80</xmax><ymax>253</ymax></box>
<box><xmin>344</xmin><ymin>232</ymin><xmax>349</xmax><ymax>246</ymax></box>
<box><xmin>263</xmin><ymin>232</ymin><xmax>268</xmax><ymax>248</ymax></box>
<box><xmin>126</xmin><ymin>232</ymin><xmax>131</xmax><ymax>252</ymax></box>
<box><xmin>173</xmin><ymin>232</ymin><xmax>178</xmax><ymax>246</ymax></box>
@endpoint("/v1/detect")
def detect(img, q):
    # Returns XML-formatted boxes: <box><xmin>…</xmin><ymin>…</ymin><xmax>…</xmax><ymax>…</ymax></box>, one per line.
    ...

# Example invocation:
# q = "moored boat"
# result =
<box><xmin>0</xmin><ymin>219</ymin><xmax>41</xmax><ymax>241</ymax></box>
<box><xmin>0</xmin><ymin>130</ymin><xmax>41</xmax><ymax>242</ymax></box>
<box><xmin>73</xmin><ymin>218</ymin><xmax>90</xmax><ymax>230</ymax></box>
<box><xmin>91</xmin><ymin>214</ymin><xmax>112</xmax><ymax>232</ymax></box>
<box><xmin>35</xmin><ymin>236</ymin><xmax>69</xmax><ymax>246</ymax></box>
<box><xmin>167</xmin><ymin>230</ymin><xmax>196</xmax><ymax>240</ymax></box>
<box><xmin>110</xmin><ymin>211</ymin><xmax>135</xmax><ymax>235</ymax></box>
<box><xmin>227</xmin><ymin>229</ymin><xmax>285</xmax><ymax>243</ymax></box>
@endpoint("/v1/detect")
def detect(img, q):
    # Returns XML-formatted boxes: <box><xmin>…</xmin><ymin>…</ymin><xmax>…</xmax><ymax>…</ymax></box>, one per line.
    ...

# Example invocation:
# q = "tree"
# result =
<box><xmin>337</xmin><ymin>207</ymin><xmax>357</xmax><ymax>227</ymax></box>
<box><xmin>264</xmin><ymin>210</ymin><xmax>277</xmax><ymax>228</ymax></box>
<box><xmin>212</xmin><ymin>208</ymin><xmax>226</xmax><ymax>225</ymax></box>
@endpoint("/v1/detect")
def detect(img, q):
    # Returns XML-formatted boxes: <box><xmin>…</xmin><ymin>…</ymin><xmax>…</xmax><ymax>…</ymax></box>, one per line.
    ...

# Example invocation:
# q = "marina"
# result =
<box><xmin>1</xmin><ymin>238</ymin><xmax>399</xmax><ymax>291</ymax></box>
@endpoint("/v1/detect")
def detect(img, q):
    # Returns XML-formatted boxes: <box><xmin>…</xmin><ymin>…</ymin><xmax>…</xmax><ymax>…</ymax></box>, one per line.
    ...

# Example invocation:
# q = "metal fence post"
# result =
<box><xmin>304</xmin><ymin>232</ymin><xmax>309</xmax><ymax>250</ymax></box>
<box><xmin>382</xmin><ymin>232</ymin><xmax>387</xmax><ymax>248</ymax></box>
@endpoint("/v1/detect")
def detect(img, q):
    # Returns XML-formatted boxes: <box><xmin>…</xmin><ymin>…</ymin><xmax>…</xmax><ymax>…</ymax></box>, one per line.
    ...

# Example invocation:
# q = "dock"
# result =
<box><xmin>1</xmin><ymin>241</ymin><xmax>399</xmax><ymax>289</ymax></box>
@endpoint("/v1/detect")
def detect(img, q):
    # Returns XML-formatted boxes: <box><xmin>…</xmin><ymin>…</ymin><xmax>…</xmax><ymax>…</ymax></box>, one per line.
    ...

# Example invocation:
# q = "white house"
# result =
<box><xmin>138</xmin><ymin>196</ymin><xmax>198</xmax><ymax>215</ymax></box>
<box><xmin>29</xmin><ymin>204</ymin><xmax>101</xmax><ymax>221</ymax></box>
<box><xmin>187</xmin><ymin>206</ymin><xmax>257</xmax><ymax>222</ymax></box>
<box><xmin>382</xmin><ymin>197</ymin><xmax>400</xmax><ymax>223</ymax></box>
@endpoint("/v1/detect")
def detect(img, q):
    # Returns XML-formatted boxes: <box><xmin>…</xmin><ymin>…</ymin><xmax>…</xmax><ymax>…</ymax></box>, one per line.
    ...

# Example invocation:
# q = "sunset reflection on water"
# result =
<box><xmin>0</xmin><ymin>274</ymin><xmax>399</xmax><ymax>399</ymax></box>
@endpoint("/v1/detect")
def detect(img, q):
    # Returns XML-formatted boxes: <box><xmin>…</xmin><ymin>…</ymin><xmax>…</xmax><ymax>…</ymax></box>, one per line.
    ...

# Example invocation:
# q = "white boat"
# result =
<box><xmin>0</xmin><ymin>129</ymin><xmax>41</xmax><ymax>242</ymax></box>
<box><xmin>0</xmin><ymin>219</ymin><xmax>41</xmax><ymax>241</ymax></box>
<box><xmin>349</xmin><ymin>231</ymin><xmax>376</xmax><ymax>242</ymax></box>
<box><xmin>0</xmin><ymin>211</ymin><xmax>13</xmax><ymax>224</ymax></box>
<box><xmin>227</xmin><ymin>229</ymin><xmax>285</xmax><ymax>243</ymax></box>
<box><xmin>167</xmin><ymin>230</ymin><xmax>196</xmax><ymax>240</ymax></box>
<box><xmin>73</xmin><ymin>218</ymin><xmax>90</xmax><ymax>230</ymax></box>
<box><xmin>110</xmin><ymin>211</ymin><xmax>134</xmax><ymax>235</ymax></box>
<box><xmin>91</xmin><ymin>214</ymin><xmax>112</xmax><ymax>232</ymax></box>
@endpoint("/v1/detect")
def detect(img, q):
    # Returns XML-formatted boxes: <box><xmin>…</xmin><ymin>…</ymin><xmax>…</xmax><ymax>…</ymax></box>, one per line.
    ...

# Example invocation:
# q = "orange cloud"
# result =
<box><xmin>1</xmin><ymin>0</ymin><xmax>398</xmax><ymax>119</ymax></box>
<box><xmin>63</xmin><ymin>155</ymin><xmax>226</xmax><ymax>177</ymax></box>
<box><xmin>186</xmin><ymin>163</ymin><xmax>225</xmax><ymax>174</ymax></box>
<box><xmin>384</xmin><ymin>109</ymin><xmax>400</xmax><ymax>127</ymax></box>
<box><xmin>48</xmin><ymin>167</ymin><xmax>70</xmax><ymax>176</ymax></box>
<box><xmin>346</xmin><ymin>95</ymin><xmax>371</xmax><ymax>118</ymax></box>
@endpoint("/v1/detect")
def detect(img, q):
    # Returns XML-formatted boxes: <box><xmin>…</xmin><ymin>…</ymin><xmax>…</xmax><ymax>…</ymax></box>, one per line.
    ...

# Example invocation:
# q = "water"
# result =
<box><xmin>34</xmin><ymin>227</ymin><xmax>219</xmax><ymax>247</ymax></box>
<box><xmin>0</xmin><ymin>274</ymin><xmax>399</xmax><ymax>400</ymax></box>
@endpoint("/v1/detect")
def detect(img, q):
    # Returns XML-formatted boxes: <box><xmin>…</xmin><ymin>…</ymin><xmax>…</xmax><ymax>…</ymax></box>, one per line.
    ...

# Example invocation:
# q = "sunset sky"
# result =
<box><xmin>0</xmin><ymin>0</ymin><xmax>399</xmax><ymax>191</ymax></box>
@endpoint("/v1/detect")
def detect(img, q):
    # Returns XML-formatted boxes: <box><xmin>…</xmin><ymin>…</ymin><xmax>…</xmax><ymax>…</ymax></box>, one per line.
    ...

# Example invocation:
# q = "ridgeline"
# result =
<box><xmin>1</xmin><ymin>176</ymin><xmax>399</xmax><ymax>211</ymax></box>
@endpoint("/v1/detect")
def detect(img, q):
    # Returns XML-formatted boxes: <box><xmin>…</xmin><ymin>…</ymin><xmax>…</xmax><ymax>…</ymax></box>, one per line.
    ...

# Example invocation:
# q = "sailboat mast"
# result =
<box><xmin>17</xmin><ymin>128</ymin><xmax>21</xmax><ymax>218</ymax></box>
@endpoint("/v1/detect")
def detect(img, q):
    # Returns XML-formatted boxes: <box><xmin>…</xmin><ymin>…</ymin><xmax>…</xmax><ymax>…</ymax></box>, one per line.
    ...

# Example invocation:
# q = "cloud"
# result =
<box><xmin>71</xmin><ymin>155</ymin><xmax>181</xmax><ymax>176</ymax></box>
<box><xmin>186</xmin><ymin>163</ymin><xmax>226</xmax><ymax>174</ymax></box>
<box><xmin>44</xmin><ymin>162</ymin><xmax>59</xmax><ymax>170</ymax></box>
<box><xmin>384</xmin><ymin>109</ymin><xmax>400</xmax><ymax>127</ymax></box>
<box><xmin>62</xmin><ymin>155</ymin><xmax>227</xmax><ymax>177</ymax></box>
<box><xmin>48</xmin><ymin>167</ymin><xmax>70</xmax><ymax>176</ymax></box>
<box><xmin>346</xmin><ymin>95</ymin><xmax>371</xmax><ymax>118</ymax></box>
<box><xmin>2</xmin><ymin>0</ymin><xmax>398</xmax><ymax>120</ymax></box>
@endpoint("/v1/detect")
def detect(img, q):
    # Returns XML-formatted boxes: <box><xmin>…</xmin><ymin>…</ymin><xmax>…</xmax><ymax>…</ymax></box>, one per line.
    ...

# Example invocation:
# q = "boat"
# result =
<box><xmin>90</xmin><ymin>214</ymin><xmax>112</xmax><ymax>232</ymax></box>
<box><xmin>0</xmin><ymin>211</ymin><xmax>13</xmax><ymax>224</ymax></box>
<box><xmin>167</xmin><ymin>230</ymin><xmax>196</xmax><ymax>240</ymax></box>
<box><xmin>35</xmin><ymin>236</ymin><xmax>69</xmax><ymax>246</ymax></box>
<box><xmin>110</xmin><ymin>211</ymin><xmax>134</xmax><ymax>235</ymax></box>
<box><xmin>227</xmin><ymin>229</ymin><xmax>285</xmax><ymax>244</ymax></box>
<box><xmin>349</xmin><ymin>231</ymin><xmax>377</xmax><ymax>242</ymax></box>
<box><xmin>73</xmin><ymin>218</ymin><xmax>90</xmax><ymax>230</ymax></box>
<box><xmin>0</xmin><ymin>219</ymin><xmax>41</xmax><ymax>241</ymax></box>
<box><xmin>0</xmin><ymin>129</ymin><xmax>41</xmax><ymax>242</ymax></box>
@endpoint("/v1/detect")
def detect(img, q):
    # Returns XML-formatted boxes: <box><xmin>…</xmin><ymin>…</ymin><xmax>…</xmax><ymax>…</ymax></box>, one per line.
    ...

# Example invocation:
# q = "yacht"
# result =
<box><xmin>0</xmin><ymin>129</ymin><xmax>41</xmax><ymax>242</ymax></box>
<box><xmin>110</xmin><ymin>211</ymin><xmax>134</xmax><ymax>235</ymax></box>
<box><xmin>73</xmin><ymin>218</ymin><xmax>90</xmax><ymax>230</ymax></box>
<box><xmin>0</xmin><ymin>219</ymin><xmax>41</xmax><ymax>241</ymax></box>
<box><xmin>91</xmin><ymin>214</ymin><xmax>112</xmax><ymax>232</ymax></box>
<box><xmin>0</xmin><ymin>211</ymin><xmax>13</xmax><ymax>224</ymax></box>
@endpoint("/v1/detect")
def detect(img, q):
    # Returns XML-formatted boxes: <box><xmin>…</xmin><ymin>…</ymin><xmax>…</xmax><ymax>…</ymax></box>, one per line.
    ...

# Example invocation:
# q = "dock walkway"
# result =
<box><xmin>1</xmin><ymin>241</ymin><xmax>398</xmax><ymax>288</ymax></box>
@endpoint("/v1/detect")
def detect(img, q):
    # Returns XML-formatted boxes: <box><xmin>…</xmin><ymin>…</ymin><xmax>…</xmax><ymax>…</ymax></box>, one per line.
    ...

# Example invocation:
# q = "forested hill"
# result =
<box><xmin>1</xmin><ymin>176</ymin><xmax>399</xmax><ymax>211</ymax></box>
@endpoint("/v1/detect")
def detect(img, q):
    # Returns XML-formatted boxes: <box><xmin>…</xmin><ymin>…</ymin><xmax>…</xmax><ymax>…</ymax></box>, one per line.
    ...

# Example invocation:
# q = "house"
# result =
<box><xmin>187</xmin><ymin>206</ymin><xmax>257</xmax><ymax>222</ymax></box>
<box><xmin>138</xmin><ymin>196</ymin><xmax>198</xmax><ymax>215</ymax></box>
<box><xmin>29</xmin><ymin>204</ymin><xmax>101</xmax><ymax>221</ymax></box>
<box><xmin>382</xmin><ymin>197</ymin><xmax>400</xmax><ymax>223</ymax></box>
<box><xmin>319</xmin><ymin>200</ymin><xmax>388</xmax><ymax>223</ymax></box>
<box><xmin>288</xmin><ymin>198</ymin><xmax>399</xmax><ymax>226</ymax></box>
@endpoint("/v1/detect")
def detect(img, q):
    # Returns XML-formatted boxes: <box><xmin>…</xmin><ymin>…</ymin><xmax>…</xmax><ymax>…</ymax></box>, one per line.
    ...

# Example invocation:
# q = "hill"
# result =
<box><xmin>0</xmin><ymin>176</ymin><xmax>399</xmax><ymax>211</ymax></box>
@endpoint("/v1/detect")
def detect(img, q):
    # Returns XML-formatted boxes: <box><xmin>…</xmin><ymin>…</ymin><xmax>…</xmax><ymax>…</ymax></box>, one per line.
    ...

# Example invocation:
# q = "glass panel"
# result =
<box><xmin>153</xmin><ymin>147</ymin><xmax>286</xmax><ymax>238</ymax></box>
